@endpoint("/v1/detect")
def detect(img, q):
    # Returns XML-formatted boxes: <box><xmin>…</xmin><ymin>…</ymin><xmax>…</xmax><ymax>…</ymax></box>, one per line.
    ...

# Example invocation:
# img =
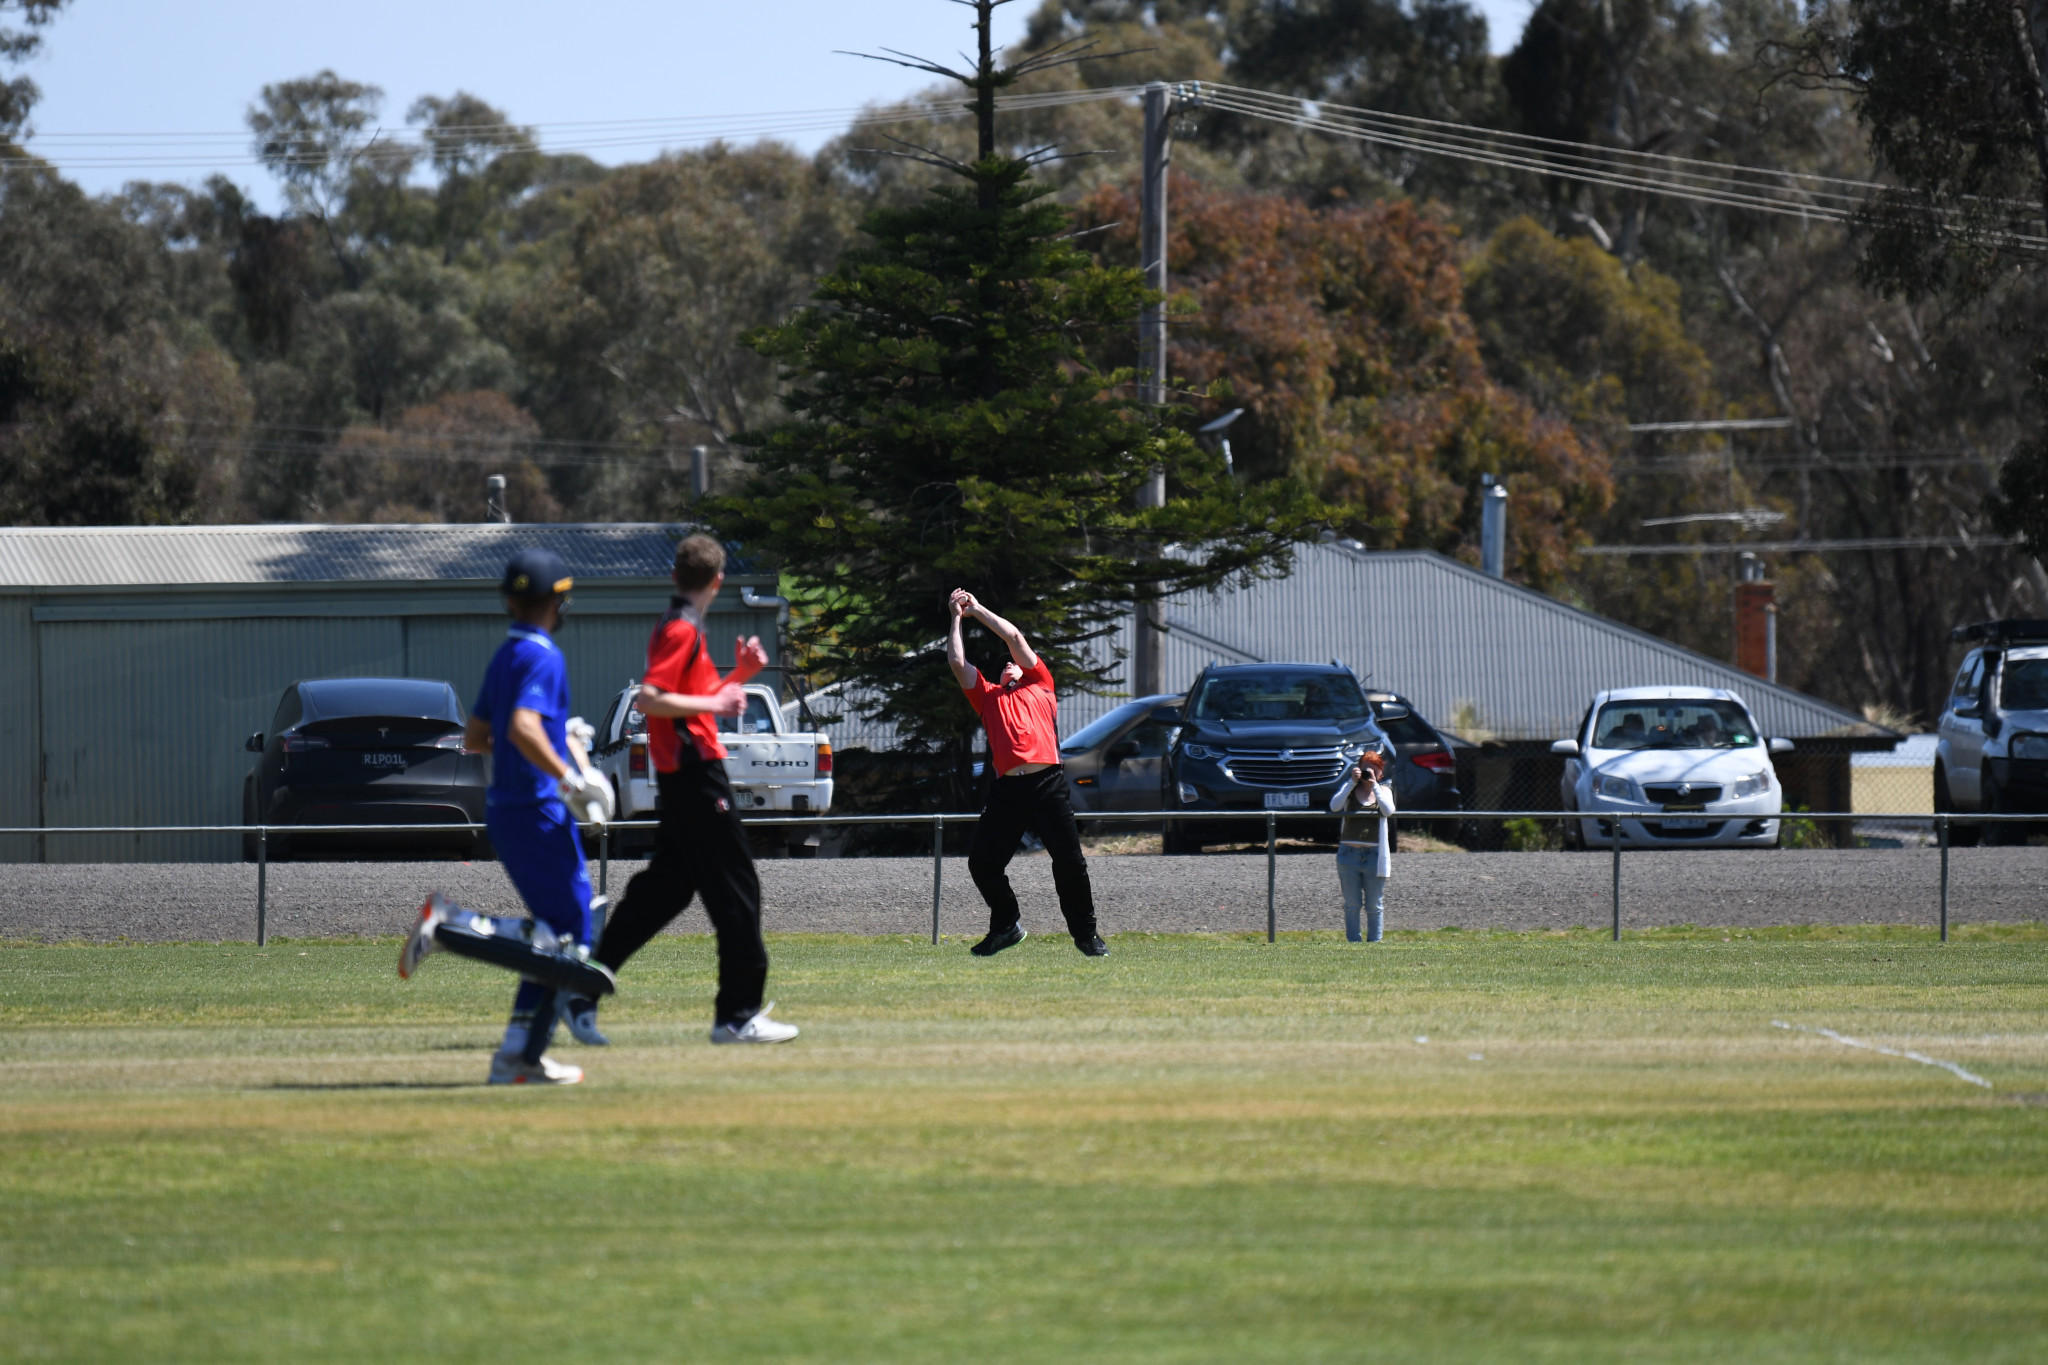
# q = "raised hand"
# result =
<box><xmin>733</xmin><ymin>635</ymin><xmax>769</xmax><ymax>681</ymax></box>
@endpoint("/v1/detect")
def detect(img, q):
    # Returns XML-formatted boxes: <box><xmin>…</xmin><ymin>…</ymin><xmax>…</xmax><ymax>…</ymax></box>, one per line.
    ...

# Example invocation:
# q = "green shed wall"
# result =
<box><xmin>5</xmin><ymin>579</ymin><xmax>778</xmax><ymax>862</ymax></box>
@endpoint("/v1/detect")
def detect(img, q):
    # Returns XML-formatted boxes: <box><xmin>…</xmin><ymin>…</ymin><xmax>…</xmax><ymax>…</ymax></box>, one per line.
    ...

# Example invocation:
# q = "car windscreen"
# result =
<box><xmin>1061</xmin><ymin>701</ymin><xmax>1153</xmax><ymax>753</ymax></box>
<box><xmin>300</xmin><ymin>678</ymin><xmax>461</xmax><ymax>723</ymax></box>
<box><xmin>2002</xmin><ymin>657</ymin><xmax>2048</xmax><ymax>711</ymax></box>
<box><xmin>716</xmin><ymin>693</ymin><xmax>777</xmax><ymax>734</ymax></box>
<box><xmin>1191</xmin><ymin>672</ymin><xmax>1368</xmax><ymax>722</ymax></box>
<box><xmin>1592</xmin><ymin>699</ymin><xmax>1758</xmax><ymax>750</ymax></box>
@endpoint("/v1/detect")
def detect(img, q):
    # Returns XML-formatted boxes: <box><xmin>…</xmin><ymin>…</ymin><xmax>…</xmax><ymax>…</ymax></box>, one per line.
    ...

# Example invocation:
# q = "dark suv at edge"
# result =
<box><xmin>1162</xmin><ymin>662</ymin><xmax>1393</xmax><ymax>854</ymax></box>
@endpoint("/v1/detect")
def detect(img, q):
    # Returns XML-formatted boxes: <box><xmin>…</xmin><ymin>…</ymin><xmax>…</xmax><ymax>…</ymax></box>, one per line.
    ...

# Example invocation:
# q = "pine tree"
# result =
<box><xmin>717</xmin><ymin>0</ymin><xmax>1319</xmax><ymax>798</ymax></box>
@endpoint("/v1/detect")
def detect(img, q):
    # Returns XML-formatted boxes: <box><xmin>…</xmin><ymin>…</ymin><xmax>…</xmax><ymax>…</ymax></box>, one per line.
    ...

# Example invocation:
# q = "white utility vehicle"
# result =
<box><xmin>1550</xmin><ymin>686</ymin><xmax>1792</xmax><ymax>849</ymax></box>
<box><xmin>588</xmin><ymin>681</ymin><xmax>834</xmax><ymax>855</ymax></box>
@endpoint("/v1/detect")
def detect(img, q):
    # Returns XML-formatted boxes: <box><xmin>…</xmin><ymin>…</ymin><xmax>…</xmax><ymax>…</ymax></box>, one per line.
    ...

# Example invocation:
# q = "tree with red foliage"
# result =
<box><xmin>1077</xmin><ymin>178</ymin><xmax>1613</xmax><ymax>587</ymax></box>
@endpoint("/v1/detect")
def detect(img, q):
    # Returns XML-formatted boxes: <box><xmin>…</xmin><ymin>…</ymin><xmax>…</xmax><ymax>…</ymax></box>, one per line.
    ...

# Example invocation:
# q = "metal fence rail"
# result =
<box><xmin>0</xmin><ymin>809</ymin><xmax>2016</xmax><ymax>948</ymax></box>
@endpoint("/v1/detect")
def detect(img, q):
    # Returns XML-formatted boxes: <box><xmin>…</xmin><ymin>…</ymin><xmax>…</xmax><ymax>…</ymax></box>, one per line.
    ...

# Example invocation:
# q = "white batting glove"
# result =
<box><xmin>557</xmin><ymin>768</ymin><xmax>616</xmax><ymax>826</ymax></box>
<box><xmin>566</xmin><ymin>717</ymin><xmax>596</xmax><ymax>749</ymax></box>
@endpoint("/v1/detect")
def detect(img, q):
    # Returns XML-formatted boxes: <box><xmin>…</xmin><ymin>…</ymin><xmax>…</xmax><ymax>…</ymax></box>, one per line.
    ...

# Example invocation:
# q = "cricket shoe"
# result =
<box><xmin>970</xmin><ymin>925</ymin><xmax>1026</xmax><ymax>957</ymax></box>
<box><xmin>709</xmin><ymin>1004</ymin><xmax>799</xmax><ymax>1045</ymax></box>
<box><xmin>558</xmin><ymin>994</ymin><xmax>610</xmax><ymax>1046</ymax></box>
<box><xmin>1075</xmin><ymin>935</ymin><xmax>1110</xmax><ymax>957</ymax></box>
<box><xmin>487</xmin><ymin>1051</ymin><xmax>584</xmax><ymax>1085</ymax></box>
<box><xmin>399</xmin><ymin>893</ymin><xmax>452</xmax><ymax>980</ymax></box>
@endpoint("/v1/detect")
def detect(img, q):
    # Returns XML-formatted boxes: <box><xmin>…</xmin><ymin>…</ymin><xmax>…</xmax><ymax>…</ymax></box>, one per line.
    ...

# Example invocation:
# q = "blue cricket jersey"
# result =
<box><xmin>473</xmin><ymin>624</ymin><xmax>570</xmax><ymax>807</ymax></box>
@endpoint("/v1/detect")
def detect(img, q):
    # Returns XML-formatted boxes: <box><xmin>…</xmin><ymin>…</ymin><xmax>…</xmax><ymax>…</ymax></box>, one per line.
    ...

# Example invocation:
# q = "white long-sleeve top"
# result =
<box><xmin>1329</xmin><ymin>772</ymin><xmax>1395</xmax><ymax>878</ymax></box>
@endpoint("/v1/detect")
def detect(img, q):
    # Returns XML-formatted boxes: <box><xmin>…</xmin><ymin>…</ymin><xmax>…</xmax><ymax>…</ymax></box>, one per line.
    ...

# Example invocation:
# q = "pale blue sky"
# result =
<box><xmin>22</xmin><ymin>0</ymin><xmax>1534</xmax><ymax>205</ymax></box>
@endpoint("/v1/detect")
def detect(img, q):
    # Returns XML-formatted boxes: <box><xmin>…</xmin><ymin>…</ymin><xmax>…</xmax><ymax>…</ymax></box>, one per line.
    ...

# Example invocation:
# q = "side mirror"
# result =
<box><xmin>1375</xmin><ymin>702</ymin><xmax>1411</xmax><ymax>721</ymax></box>
<box><xmin>1768</xmin><ymin>737</ymin><xmax>1794</xmax><ymax>754</ymax></box>
<box><xmin>245</xmin><ymin>732</ymin><xmax>265</xmax><ymax>753</ymax></box>
<box><xmin>1953</xmin><ymin>704</ymin><xmax>1979</xmax><ymax>719</ymax></box>
<box><xmin>1148</xmin><ymin>705</ymin><xmax>1182</xmax><ymax>724</ymax></box>
<box><xmin>1549</xmin><ymin>739</ymin><xmax>1579</xmax><ymax>756</ymax></box>
<box><xmin>1107</xmin><ymin>739</ymin><xmax>1141</xmax><ymax>762</ymax></box>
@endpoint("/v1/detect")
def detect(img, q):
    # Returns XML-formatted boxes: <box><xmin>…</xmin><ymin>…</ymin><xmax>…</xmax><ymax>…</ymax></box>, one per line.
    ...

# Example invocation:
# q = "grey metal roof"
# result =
<box><xmin>1144</xmin><ymin>544</ymin><xmax>1884</xmax><ymax>741</ymax></box>
<box><xmin>0</xmin><ymin>523</ymin><xmax>698</xmax><ymax>589</ymax></box>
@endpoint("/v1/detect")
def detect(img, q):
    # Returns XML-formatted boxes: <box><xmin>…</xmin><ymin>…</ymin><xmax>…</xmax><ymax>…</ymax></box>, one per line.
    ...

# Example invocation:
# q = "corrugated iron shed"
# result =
<box><xmin>1149</xmin><ymin>544</ymin><xmax>1883</xmax><ymax>741</ymax></box>
<box><xmin>0</xmin><ymin>523</ymin><xmax>698</xmax><ymax>587</ymax></box>
<box><xmin>810</xmin><ymin>545</ymin><xmax>1889</xmax><ymax>750</ymax></box>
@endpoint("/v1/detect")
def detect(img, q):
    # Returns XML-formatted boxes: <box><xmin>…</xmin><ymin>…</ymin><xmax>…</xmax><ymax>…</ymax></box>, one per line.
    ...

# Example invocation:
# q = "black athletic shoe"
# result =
<box><xmin>971</xmin><ymin>925</ymin><xmax>1027</xmax><ymax>956</ymax></box>
<box><xmin>1076</xmin><ymin>936</ymin><xmax>1109</xmax><ymax>957</ymax></box>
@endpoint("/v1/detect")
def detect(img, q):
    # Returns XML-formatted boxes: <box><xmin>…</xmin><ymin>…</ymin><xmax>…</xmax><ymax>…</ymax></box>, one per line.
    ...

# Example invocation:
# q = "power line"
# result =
<box><xmin>1628</xmin><ymin>418</ymin><xmax>1794</xmax><ymax>432</ymax></box>
<box><xmin>2</xmin><ymin>87</ymin><xmax>1142</xmax><ymax>174</ymax></box>
<box><xmin>1579</xmin><ymin>534</ymin><xmax>2017</xmax><ymax>555</ymax></box>
<box><xmin>1190</xmin><ymin>82</ymin><xmax>2048</xmax><ymax>251</ymax></box>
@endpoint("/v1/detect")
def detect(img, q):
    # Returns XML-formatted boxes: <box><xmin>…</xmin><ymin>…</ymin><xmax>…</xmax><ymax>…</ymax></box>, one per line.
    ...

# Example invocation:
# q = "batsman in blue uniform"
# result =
<box><xmin>399</xmin><ymin>548</ymin><xmax>616</xmax><ymax>1085</ymax></box>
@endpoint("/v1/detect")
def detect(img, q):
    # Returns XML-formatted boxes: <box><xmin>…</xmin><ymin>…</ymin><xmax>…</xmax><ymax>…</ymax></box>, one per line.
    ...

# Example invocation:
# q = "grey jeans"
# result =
<box><xmin>1335</xmin><ymin>843</ymin><xmax>1386</xmax><ymax>943</ymax></box>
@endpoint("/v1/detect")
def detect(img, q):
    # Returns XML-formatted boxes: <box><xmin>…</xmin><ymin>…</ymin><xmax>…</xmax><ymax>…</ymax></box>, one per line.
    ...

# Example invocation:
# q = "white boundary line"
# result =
<box><xmin>1772</xmin><ymin>1021</ymin><xmax>1993</xmax><ymax>1089</ymax></box>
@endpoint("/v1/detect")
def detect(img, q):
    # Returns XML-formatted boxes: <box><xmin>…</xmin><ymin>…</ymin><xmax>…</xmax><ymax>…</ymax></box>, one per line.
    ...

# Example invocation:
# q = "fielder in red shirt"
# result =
<box><xmin>948</xmin><ymin>589</ymin><xmax>1106</xmax><ymax>958</ymax></box>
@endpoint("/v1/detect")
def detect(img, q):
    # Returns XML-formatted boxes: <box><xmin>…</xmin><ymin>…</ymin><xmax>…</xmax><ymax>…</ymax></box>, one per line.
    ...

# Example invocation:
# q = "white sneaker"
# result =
<box><xmin>709</xmin><ymin>1003</ymin><xmax>799</xmax><ymax>1045</ymax></box>
<box><xmin>487</xmin><ymin>1051</ymin><xmax>583</xmax><ymax>1085</ymax></box>
<box><xmin>399</xmin><ymin>893</ymin><xmax>451</xmax><ymax>980</ymax></box>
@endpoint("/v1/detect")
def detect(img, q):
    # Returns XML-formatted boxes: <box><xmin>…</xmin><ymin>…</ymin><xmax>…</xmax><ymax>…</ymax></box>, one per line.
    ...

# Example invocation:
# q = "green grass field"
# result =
<box><xmin>4</xmin><ymin>926</ymin><xmax>2047</xmax><ymax>1363</ymax></box>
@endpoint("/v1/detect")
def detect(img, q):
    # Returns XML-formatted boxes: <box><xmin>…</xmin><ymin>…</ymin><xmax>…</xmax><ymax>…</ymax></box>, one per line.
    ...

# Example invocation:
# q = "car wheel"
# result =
<box><xmin>1162</xmin><ymin>821</ymin><xmax>1201</xmax><ymax>855</ymax></box>
<box><xmin>1981</xmin><ymin>772</ymin><xmax>2014</xmax><ymax>846</ymax></box>
<box><xmin>1562</xmin><ymin>814</ymin><xmax>1584</xmax><ymax>851</ymax></box>
<box><xmin>1934</xmin><ymin>761</ymin><xmax>1980</xmax><ymax>847</ymax></box>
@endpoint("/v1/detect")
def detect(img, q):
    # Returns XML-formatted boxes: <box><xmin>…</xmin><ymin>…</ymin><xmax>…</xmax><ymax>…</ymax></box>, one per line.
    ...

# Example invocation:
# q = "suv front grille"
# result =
<box><xmin>1643</xmin><ymin>784</ymin><xmax>1723</xmax><ymax>804</ymax></box>
<box><xmin>1224</xmin><ymin>748</ymin><xmax>1347</xmax><ymax>788</ymax></box>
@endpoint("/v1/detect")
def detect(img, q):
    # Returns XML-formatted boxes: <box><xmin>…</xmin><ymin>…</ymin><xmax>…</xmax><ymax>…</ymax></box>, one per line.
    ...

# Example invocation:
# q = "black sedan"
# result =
<box><xmin>243</xmin><ymin>678</ymin><xmax>485</xmax><ymax>860</ymax></box>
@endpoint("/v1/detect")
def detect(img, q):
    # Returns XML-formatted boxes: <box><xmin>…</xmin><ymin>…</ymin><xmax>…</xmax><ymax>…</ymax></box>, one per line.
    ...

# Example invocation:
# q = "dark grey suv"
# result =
<box><xmin>242</xmin><ymin>677</ymin><xmax>485</xmax><ymax>860</ymax></box>
<box><xmin>1162</xmin><ymin>663</ymin><xmax>1392</xmax><ymax>854</ymax></box>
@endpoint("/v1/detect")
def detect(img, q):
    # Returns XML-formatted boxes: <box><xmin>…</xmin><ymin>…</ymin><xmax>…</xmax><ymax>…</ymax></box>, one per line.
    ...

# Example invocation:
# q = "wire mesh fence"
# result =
<box><xmin>0</xmin><ymin>808</ymin><xmax>2037</xmax><ymax>950</ymax></box>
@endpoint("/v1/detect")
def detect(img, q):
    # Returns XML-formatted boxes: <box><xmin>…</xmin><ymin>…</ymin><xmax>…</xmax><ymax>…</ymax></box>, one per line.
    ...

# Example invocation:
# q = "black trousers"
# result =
<box><xmin>968</xmin><ymin>766</ymin><xmax>1098</xmax><ymax>940</ymax></box>
<box><xmin>595</xmin><ymin>758</ymin><xmax>768</xmax><ymax>1026</ymax></box>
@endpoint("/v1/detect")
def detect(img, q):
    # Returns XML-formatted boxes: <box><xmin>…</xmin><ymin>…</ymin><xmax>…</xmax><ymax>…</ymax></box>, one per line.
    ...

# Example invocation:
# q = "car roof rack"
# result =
<box><xmin>1951</xmin><ymin>619</ymin><xmax>2048</xmax><ymax>644</ymax></box>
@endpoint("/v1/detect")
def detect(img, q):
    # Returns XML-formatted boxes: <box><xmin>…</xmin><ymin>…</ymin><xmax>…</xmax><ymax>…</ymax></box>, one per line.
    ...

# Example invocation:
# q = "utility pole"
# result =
<box><xmin>1134</xmin><ymin>80</ymin><xmax>1194</xmax><ymax>698</ymax></box>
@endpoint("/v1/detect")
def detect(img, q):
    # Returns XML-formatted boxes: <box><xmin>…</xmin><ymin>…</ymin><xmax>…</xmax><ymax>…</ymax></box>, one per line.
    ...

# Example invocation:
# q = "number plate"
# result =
<box><xmin>362</xmin><ymin>753</ymin><xmax>405</xmax><ymax>767</ymax></box>
<box><xmin>1659</xmin><ymin>806</ymin><xmax>1708</xmax><ymax>830</ymax></box>
<box><xmin>1263</xmin><ymin>791</ymin><xmax>1312</xmax><ymax>809</ymax></box>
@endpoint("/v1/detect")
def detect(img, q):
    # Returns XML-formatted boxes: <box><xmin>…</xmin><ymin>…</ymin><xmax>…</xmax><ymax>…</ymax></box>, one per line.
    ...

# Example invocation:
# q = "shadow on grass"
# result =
<box><xmin>263</xmin><ymin>1081</ymin><xmax>480</xmax><ymax>1091</ymax></box>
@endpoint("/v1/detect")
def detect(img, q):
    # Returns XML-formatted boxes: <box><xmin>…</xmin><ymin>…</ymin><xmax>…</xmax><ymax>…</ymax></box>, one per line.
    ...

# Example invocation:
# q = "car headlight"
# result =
<box><xmin>2013</xmin><ymin>733</ymin><xmax>2048</xmax><ymax>761</ymax></box>
<box><xmin>1182</xmin><ymin>743</ymin><xmax>1222</xmax><ymax>761</ymax></box>
<box><xmin>1729</xmin><ymin>770</ymin><xmax>1772</xmax><ymax>799</ymax></box>
<box><xmin>1593</xmin><ymin>774</ymin><xmax>1635</xmax><ymax>800</ymax></box>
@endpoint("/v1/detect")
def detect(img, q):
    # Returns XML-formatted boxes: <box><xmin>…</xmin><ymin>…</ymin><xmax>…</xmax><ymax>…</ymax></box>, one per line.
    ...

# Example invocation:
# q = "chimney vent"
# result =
<box><xmin>485</xmin><ymin>475</ymin><xmax>511</xmax><ymax>524</ymax></box>
<box><xmin>1735</xmin><ymin>553</ymin><xmax>1777</xmax><ymax>682</ymax></box>
<box><xmin>1479</xmin><ymin>474</ymin><xmax>1508</xmax><ymax>578</ymax></box>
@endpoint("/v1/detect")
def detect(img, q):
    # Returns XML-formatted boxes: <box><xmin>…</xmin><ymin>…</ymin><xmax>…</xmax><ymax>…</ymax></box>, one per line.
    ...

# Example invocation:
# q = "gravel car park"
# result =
<box><xmin>1552</xmin><ymin>686</ymin><xmax>1789</xmax><ymax>849</ymax></box>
